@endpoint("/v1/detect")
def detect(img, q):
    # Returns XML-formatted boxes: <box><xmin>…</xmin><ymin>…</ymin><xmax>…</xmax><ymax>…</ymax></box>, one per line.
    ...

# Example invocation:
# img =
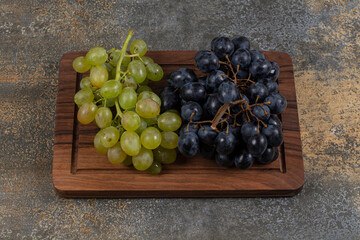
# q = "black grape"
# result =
<box><xmin>261</xmin><ymin>125</ymin><xmax>283</xmax><ymax>147</ymax></box>
<box><xmin>204</xmin><ymin>94</ymin><xmax>222</xmax><ymax>116</ymax></box>
<box><xmin>198</xmin><ymin>124</ymin><xmax>218</xmax><ymax>145</ymax></box>
<box><xmin>206</xmin><ymin>70</ymin><xmax>228</xmax><ymax>93</ymax></box>
<box><xmin>215</xmin><ymin>131</ymin><xmax>237</xmax><ymax>155</ymax></box>
<box><xmin>168</xmin><ymin>68</ymin><xmax>197</xmax><ymax>88</ymax></box>
<box><xmin>265</xmin><ymin>93</ymin><xmax>287</xmax><ymax>114</ymax></box>
<box><xmin>248</xmin><ymin>82</ymin><xmax>269</xmax><ymax>103</ymax></box>
<box><xmin>241</xmin><ymin>122</ymin><xmax>258</xmax><ymax>142</ymax></box>
<box><xmin>195</xmin><ymin>51</ymin><xmax>219</xmax><ymax>73</ymax></box>
<box><xmin>181</xmin><ymin>101</ymin><xmax>203</xmax><ymax>121</ymax></box>
<box><xmin>257</xmin><ymin>147</ymin><xmax>276</xmax><ymax>164</ymax></box>
<box><xmin>215</xmin><ymin>153</ymin><xmax>234</xmax><ymax>167</ymax></box>
<box><xmin>212</xmin><ymin>36</ymin><xmax>235</xmax><ymax>59</ymax></box>
<box><xmin>234</xmin><ymin>149</ymin><xmax>255</xmax><ymax>169</ymax></box>
<box><xmin>180</xmin><ymin>82</ymin><xmax>207</xmax><ymax>103</ymax></box>
<box><xmin>217</xmin><ymin>81</ymin><xmax>240</xmax><ymax>104</ymax></box>
<box><xmin>178</xmin><ymin>132</ymin><xmax>199</xmax><ymax>157</ymax></box>
<box><xmin>247</xmin><ymin>134</ymin><xmax>268</xmax><ymax>157</ymax></box>
<box><xmin>232</xmin><ymin>36</ymin><xmax>250</xmax><ymax>50</ymax></box>
<box><xmin>231</xmin><ymin>48</ymin><xmax>251</xmax><ymax>69</ymax></box>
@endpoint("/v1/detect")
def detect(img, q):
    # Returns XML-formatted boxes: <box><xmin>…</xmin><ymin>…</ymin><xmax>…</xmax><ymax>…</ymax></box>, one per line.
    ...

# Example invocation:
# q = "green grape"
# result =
<box><xmin>103</xmin><ymin>62</ymin><xmax>114</xmax><ymax>72</ymax></box>
<box><xmin>140</xmin><ymin>127</ymin><xmax>161</xmax><ymax>150</ymax></box>
<box><xmin>160</xmin><ymin>131</ymin><xmax>179</xmax><ymax>149</ymax></box>
<box><xmin>85</xmin><ymin>46</ymin><xmax>107</xmax><ymax>65</ymax></box>
<box><xmin>123</xmin><ymin>76</ymin><xmax>137</xmax><ymax>90</ymax></box>
<box><xmin>122</xmin><ymin>155</ymin><xmax>133</xmax><ymax>166</ymax></box>
<box><xmin>153</xmin><ymin>146</ymin><xmax>177</xmax><ymax>164</ymax></box>
<box><xmin>103</xmin><ymin>98</ymin><xmax>115</xmax><ymax>107</ymax></box>
<box><xmin>121</xmin><ymin>111</ymin><xmax>141</xmax><ymax>131</ymax></box>
<box><xmin>157</xmin><ymin>112</ymin><xmax>182</xmax><ymax>132</ymax></box>
<box><xmin>146</xmin><ymin>62</ymin><xmax>164</xmax><ymax>81</ymax></box>
<box><xmin>137</xmin><ymin>91</ymin><xmax>161</xmax><ymax>106</ymax></box>
<box><xmin>73</xmin><ymin>56</ymin><xmax>91</xmax><ymax>73</ymax></box>
<box><xmin>95</xmin><ymin>107</ymin><xmax>113</xmax><ymax>129</ymax></box>
<box><xmin>146</xmin><ymin>160</ymin><xmax>162</xmax><ymax>174</ymax></box>
<box><xmin>90</xmin><ymin>65</ymin><xmax>109</xmax><ymax>88</ymax></box>
<box><xmin>135</xmin><ymin>118</ymin><xmax>147</xmax><ymax>134</ymax></box>
<box><xmin>80</xmin><ymin>77</ymin><xmax>92</xmax><ymax>89</ymax></box>
<box><xmin>109</xmin><ymin>51</ymin><xmax>131</xmax><ymax>67</ymax></box>
<box><xmin>143</xmin><ymin>117</ymin><xmax>158</xmax><ymax>126</ymax></box>
<box><xmin>77</xmin><ymin>102</ymin><xmax>98</xmax><ymax>124</ymax></box>
<box><xmin>119</xmin><ymin>87</ymin><xmax>137</xmax><ymax>109</ymax></box>
<box><xmin>100</xmin><ymin>80</ymin><xmax>122</xmax><ymax>99</ymax></box>
<box><xmin>128</xmin><ymin>60</ymin><xmax>147</xmax><ymax>83</ymax></box>
<box><xmin>74</xmin><ymin>88</ymin><xmax>94</xmax><ymax>107</ymax></box>
<box><xmin>132</xmin><ymin>147</ymin><xmax>153</xmax><ymax>171</ymax></box>
<box><xmin>141</xmin><ymin>56</ymin><xmax>154</xmax><ymax>66</ymax></box>
<box><xmin>107</xmin><ymin>142</ymin><xmax>127</xmax><ymax>164</ymax></box>
<box><xmin>100</xmin><ymin>126</ymin><xmax>120</xmax><ymax>148</ymax></box>
<box><xmin>130</xmin><ymin>39</ymin><xmax>147</xmax><ymax>57</ymax></box>
<box><xmin>120</xmin><ymin>131</ymin><xmax>141</xmax><ymax>156</ymax></box>
<box><xmin>94</xmin><ymin>130</ymin><xmax>108</xmax><ymax>154</ymax></box>
<box><xmin>136</xmin><ymin>85</ymin><xmax>152</xmax><ymax>94</ymax></box>
<box><xmin>136</xmin><ymin>98</ymin><xmax>160</xmax><ymax>119</ymax></box>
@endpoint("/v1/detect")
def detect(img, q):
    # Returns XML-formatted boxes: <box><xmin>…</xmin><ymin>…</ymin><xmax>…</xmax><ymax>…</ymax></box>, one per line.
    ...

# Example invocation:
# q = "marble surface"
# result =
<box><xmin>0</xmin><ymin>0</ymin><xmax>359</xmax><ymax>239</ymax></box>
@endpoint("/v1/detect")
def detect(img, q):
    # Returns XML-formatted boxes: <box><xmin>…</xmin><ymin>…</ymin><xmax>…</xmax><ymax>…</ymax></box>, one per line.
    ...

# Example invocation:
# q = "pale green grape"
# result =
<box><xmin>146</xmin><ymin>62</ymin><xmax>163</xmax><ymax>81</ymax></box>
<box><xmin>90</xmin><ymin>65</ymin><xmax>109</xmax><ymax>88</ymax></box>
<box><xmin>132</xmin><ymin>147</ymin><xmax>153</xmax><ymax>171</ymax></box>
<box><xmin>143</xmin><ymin>117</ymin><xmax>158</xmax><ymax>126</ymax></box>
<box><xmin>85</xmin><ymin>46</ymin><xmax>107</xmax><ymax>65</ymax></box>
<box><xmin>141</xmin><ymin>56</ymin><xmax>154</xmax><ymax>66</ymax></box>
<box><xmin>146</xmin><ymin>160</ymin><xmax>162</xmax><ymax>174</ymax></box>
<box><xmin>109</xmin><ymin>52</ymin><xmax>131</xmax><ymax>67</ymax></box>
<box><xmin>74</xmin><ymin>88</ymin><xmax>94</xmax><ymax>107</ymax></box>
<box><xmin>80</xmin><ymin>77</ymin><xmax>92</xmax><ymax>89</ymax></box>
<box><xmin>120</xmin><ymin>131</ymin><xmax>141</xmax><ymax>156</ymax></box>
<box><xmin>77</xmin><ymin>102</ymin><xmax>98</xmax><ymax>124</ymax></box>
<box><xmin>130</xmin><ymin>39</ymin><xmax>147</xmax><ymax>57</ymax></box>
<box><xmin>157</xmin><ymin>112</ymin><xmax>182</xmax><ymax>132</ymax></box>
<box><xmin>153</xmin><ymin>146</ymin><xmax>177</xmax><ymax>164</ymax></box>
<box><xmin>95</xmin><ymin>107</ymin><xmax>113</xmax><ymax>129</ymax></box>
<box><xmin>107</xmin><ymin>142</ymin><xmax>127</xmax><ymax>164</ymax></box>
<box><xmin>128</xmin><ymin>60</ymin><xmax>147</xmax><ymax>83</ymax></box>
<box><xmin>121</xmin><ymin>111</ymin><xmax>141</xmax><ymax>131</ymax></box>
<box><xmin>136</xmin><ymin>85</ymin><xmax>152</xmax><ymax>94</ymax></box>
<box><xmin>100</xmin><ymin>126</ymin><xmax>120</xmax><ymax>148</ymax></box>
<box><xmin>122</xmin><ymin>155</ymin><xmax>133</xmax><ymax>166</ymax></box>
<box><xmin>136</xmin><ymin>98</ymin><xmax>160</xmax><ymax>119</ymax></box>
<box><xmin>123</xmin><ymin>76</ymin><xmax>137</xmax><ymax>90</ymax></box>
<box><xmin>119</xmin><ymin>87</ymin><xmax>137</xmax><ymax>109</ymax></box>
<box><xmin>160</xmin><ymin>131</ymin><xmax>179</xmax><ymax>149</ymax></box>
<box><xmin>100</xmin><ymin>80</ymin><xmax>122</xmax><ymax>99</ymax></box>
<box><xmin>140</xmin><ymin>127</ymin><xmax>161</xmax><ymax>150</ymax></box>
<box><xmin>73</xmin><ymin>56</ymin><xmax>91</xmax><ymax>73</ymax></box>
<box><xmin>94</xmin><ymin>130</ymin><xmax>108</xmax><ymax>154</ymax></box>
<box><xmin>137</xmin><ymin>91</ymin><xmax>161</xmax><ymax>106</ymax></box>
<box><xmin>103</xmin><ymin>62</ymin><xmax>114</xmax><ymax>72</ymax></box>
<box><xmin>103</xmin><ymin>98</ymin><xmax>115</xmax><ymax>107</ymax></box>
<box><xmin>135</xmin><ymin>118</ymin><xmax>147</xmax><ymax>134</ymax></box>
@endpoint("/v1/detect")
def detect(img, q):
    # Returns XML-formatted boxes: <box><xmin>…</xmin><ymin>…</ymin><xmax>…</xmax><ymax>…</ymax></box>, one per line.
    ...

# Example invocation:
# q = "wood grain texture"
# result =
<box><xmin>53</xmin><ymin>51</ymin><xmax>304</xmax><ymax>198</ymax></box>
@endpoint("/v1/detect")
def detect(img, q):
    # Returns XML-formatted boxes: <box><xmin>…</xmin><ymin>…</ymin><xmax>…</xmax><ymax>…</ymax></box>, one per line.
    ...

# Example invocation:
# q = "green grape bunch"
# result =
<box><xmin>72</xmin><ymin>30</ymin><xmax>181</xmax><ymax>174</ymax></box>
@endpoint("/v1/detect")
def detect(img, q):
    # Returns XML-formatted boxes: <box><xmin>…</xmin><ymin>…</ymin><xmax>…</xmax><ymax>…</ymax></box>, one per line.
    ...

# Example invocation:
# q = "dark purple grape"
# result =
<box><xmin>212</xmin><ymin>36</ymin><xmax>235</xmax><ymax>59</ymax></box>
<box><xmin>257</xmin><ymin>147</ymin><xmax>276</xmax><ymax>164</ymax></box>
<box><xmin>269</xmin><ymin>62</ymin><xmax>280</xmax><ymax>81</ymax></box>
<box><xmin>265</xmin><ymin>81</ymin><xmax>279</xmax><ymax>94</ymax></box>
<box><xmin>268</xmin><ymin>115</ymin><xmax>282</xmax><ymax>129</ymax></box>
<box><xmin>195</xmin><ymin>51</ymin><xmax>219</xmax><ymax>73</ymax></box>
<box><xmin>261</xmin><ymin>125</ymin><xmax>283</xmax><ymax>147</ymax></box>
<box><xmin>232</xmin><ymin>36</ymin><xmax>250</xmax><ymax>50</ymax></box>
<box><xmin>181</xmin><ymin>101</ymin><xmax>203</xmax><ymax>121</ymax></box>
<box><xmin>251</xmin><ymin>105</ymin><xmax>271</xmax><ymax>122</ymax></box>
<box><xmin>179</xmin><ymin>123</ymin><xmax>199</xmax><ymax>135</ymax></box>
<box><xmin>249</xmin><ymin>58</ymin><xmax>272</xmax><ymax>79</ymax></box>
<box><xmin>241</xmin><ymin>122</ymin><xmax>258</xmax><ymax>142</ymax></box>
<box><xmin>236</xmin><ymin>68</ymin><xmax>249</xmax><ymax>79</ymax></box>
<box><xmin>265</xmin><ymin>93</ymin><xmax>287</xmax><ymax>114</ymax></box>
<box><xmin>217</xmin><ymin>81</ymin><xmax>240</xmax><ymax>104</ymax></box>
<box><xmin>231</xmin><ymin>48</ymin><xmax>251</xmax><ymax>69</ymax></box>
<box><xmin>247</xmin><ymin>134</ymin><xmax>267</xmax><ymax>157</ymax></box>
<box><xmin>250</xmin><ymin>50</ymin><xmax>265</xmax><ymax>62</ymax></box>
<box><xmin>180</xmin><ymin>82</ymin><xmax>207</xmax><ymax>103</ymax></box>
<box><xmin>197</xmin><ymin>76</ymin><xmax>207</xmax><ymax>86</ymax></box>
<box><xmin>248</xmin><ymin>82</ymin><xmax>269</xmax><ymax>103</ymax></box>
<box><xmin>234</xmin><ymin>149</ymin><xmax>255</xmax><ymax>169</ymax></box>
<box><xmin>215</xmin><ymin>153</ymin><xmax>234</xmax><ymax>167</ymax></box>
<box><xmin>198</xmin><ymin>124</ymin><xmax>218</xmax><ymax>145</ymax></box>
<box><xmin>211</xmin><ymin>37</ymin><xmax>220</xmax><ymax>51</ymax></box>
<box><xmin>168</xmin><ymin>68</ymin><xmax>197</xmax><ymax>88</ymax></box>
<box><xmin>160</xmin><ymin>91</ymin><xmax>179</xmax><ymax>112</ymax></box>
<box><xmin>215</xmin><ymin>131</ymin><xmax>237</xmax><ymax>155</ymax></box>
<box><xmin>204</xmin><ymin>94</ymin><xmax>222</xmax><ymax>117</ymax></box>
<box><xmin>206</xmin><ymin>70</ymin><xmax>228</xmax><ymax>93</ymax></box>
<box><xmin>178</xmin><ymin>132</ymin><xmax>199</xmax><ymax>157</ymax></box>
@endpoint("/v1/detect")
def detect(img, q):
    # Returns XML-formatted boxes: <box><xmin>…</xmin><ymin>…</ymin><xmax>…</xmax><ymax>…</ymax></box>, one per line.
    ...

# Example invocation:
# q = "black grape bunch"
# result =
<box><xmin>160</xmin><ymin>35</ymin><xmax>287</xmax><ymax>169</ymax></box>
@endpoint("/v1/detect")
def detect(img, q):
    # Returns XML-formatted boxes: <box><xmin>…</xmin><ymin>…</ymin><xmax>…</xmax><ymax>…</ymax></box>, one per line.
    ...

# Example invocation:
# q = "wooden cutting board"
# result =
<box><xmin>53</xmin><ymin>51</ymin><xmax>304</xmax><ymax>198</ymax></box>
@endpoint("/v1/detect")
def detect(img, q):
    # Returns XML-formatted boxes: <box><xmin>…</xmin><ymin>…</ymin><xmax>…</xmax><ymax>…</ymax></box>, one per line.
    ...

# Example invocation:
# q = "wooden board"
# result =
<box><xmin>53</xmin><ymin>51</ymin><xmax>304</xmax><ymax>198</ymax></box>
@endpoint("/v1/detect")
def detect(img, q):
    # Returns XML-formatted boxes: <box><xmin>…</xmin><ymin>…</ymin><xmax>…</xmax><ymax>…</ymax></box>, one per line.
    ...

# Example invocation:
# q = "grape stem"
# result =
<box><xmin>115</xmin><ymin>30</ymin><xmax>134</xmax><ymax>82</ymax></box>
<box><xmin>114</xmin><ymin>97</ymin><xmax>123</xmax><ymax>119</ymax></box>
